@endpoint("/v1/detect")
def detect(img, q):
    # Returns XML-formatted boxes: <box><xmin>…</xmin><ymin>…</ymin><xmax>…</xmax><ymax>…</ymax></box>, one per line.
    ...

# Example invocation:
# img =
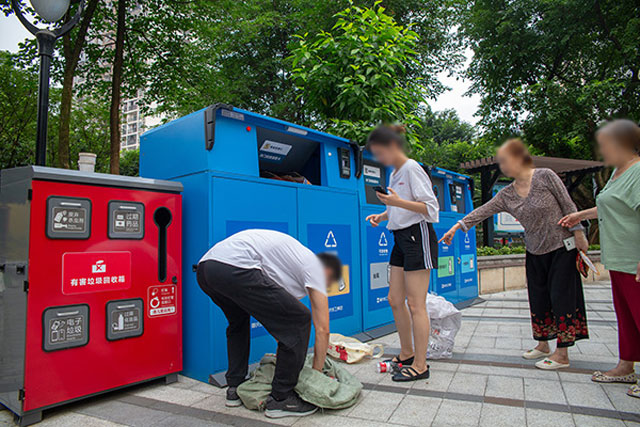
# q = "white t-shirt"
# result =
<box><xmin>387</xmin><ymin>159</ymin><xmax>439</xmax><ymax>230</ymax></box>
<box><xmin>199</xmin><ymin>229</ymin><xmax>327</xmax><ymax>299</ymax></box>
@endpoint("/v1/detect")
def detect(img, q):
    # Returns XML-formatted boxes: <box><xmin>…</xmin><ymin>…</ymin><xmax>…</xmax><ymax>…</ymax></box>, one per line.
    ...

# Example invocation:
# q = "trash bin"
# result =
<box><xmin>0</xmin><ymin>166</ymin><xmax>183</xmax><ymax>426</ymax></box>
<box><xmin>358</xmin><ymin>150</ymin><xmax>395</xmax><ymax>331</ymax></box>
<box><xmin>140</xmin><ymin>104</ymin><xmax>363</xmax><ymax>385</ymax></box>
<box><xmin>428</xmin><ymin>167</ymin><xmax>478</xmax><ymax>305</ymax></box>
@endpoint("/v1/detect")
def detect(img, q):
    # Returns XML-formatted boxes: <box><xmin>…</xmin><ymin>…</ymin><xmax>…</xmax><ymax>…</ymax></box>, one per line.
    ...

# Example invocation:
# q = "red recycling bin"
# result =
<box><xmin>0</xmin><ymin>166</ymin><xmax>183</xmax><ymax>426</ymax></box>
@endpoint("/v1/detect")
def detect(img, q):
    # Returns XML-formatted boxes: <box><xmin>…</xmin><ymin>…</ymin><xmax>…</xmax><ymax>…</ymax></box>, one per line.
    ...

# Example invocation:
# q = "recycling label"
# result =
<box><xmin>147</xmin><ymin>285</ymin><xmax>177</xmax><ymax>317</ymax></box>
<box><xmin>307</xmin><ymin>224</ymin><xmax>353</xmax><ymax>320</ymax></box>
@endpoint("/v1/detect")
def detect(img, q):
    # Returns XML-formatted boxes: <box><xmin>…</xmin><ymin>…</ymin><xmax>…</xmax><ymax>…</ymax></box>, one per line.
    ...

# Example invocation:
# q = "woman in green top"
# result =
<box><xmin>559</xmin><ymin>119</ymin><xmax>640</xmax><ymax>399</ymax></box>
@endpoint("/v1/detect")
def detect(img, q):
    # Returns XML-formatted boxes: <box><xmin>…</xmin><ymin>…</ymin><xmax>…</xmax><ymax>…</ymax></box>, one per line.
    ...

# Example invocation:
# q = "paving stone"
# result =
<box><xmin>479</xmin><ymin>403</ymin><xmax>526</xmax><ymax>427</ymax></box>
<box><xmin>485</xmin><ymin>376</ymin><xmax>524</xmax><ymax>400</ymax></box>
<box><xmin>602</xmin><ymin>383</ymin><xmax>640</xmax><ymax>414</ymax></box>
<box><xmin>191</xmin><ymin>395</ymin><xmax>297</xmax><ymax>426</ymax></box>
<box><xmin>294</xmin><ymin>414</ymin><xmax>393</xmax><ymax>427</ymax></box>
<box><xmin>526</xmin><ymin>408</ymin><xmax>575</xmax><ymax>427</ymax></box>
<box><xmin>413</xmin><ymin>369</ymin><xmax>455</xmax><ymax>392</ymax></box>
<box><xmin>562</xmin><ymin>381</ymin><xmax>615</xmax><ymax>410</ymax></box>
<box><xmin>77</xmin><ymin>400</ymin><xmax>171</xmax><ymax>426</ymax></box>
<box><xmin>387</xmin><ymin>395</ymin><xmax>441</xmax><ymax>426</ymax></box>
<box><xmin>131</xmin><ymin>384</ymin><xmax>210</xmax><ymax>406</ymax></box>
<box><xmin>432</xmin><ymin>399</ymin><xmax>482</xmax><ymax>426</ymax></box>
<box><xmin>447</xmin><ymin>372</ymin><xmax>487</xmax><ymax>396</ymax></box>
<box><xmin>39</xmin><ymin>412</ymin><xmax>125</xmax><ymax>426</ymax></box>
<box><xmin>524</xmin><ymin>378</ymin><xmax>567</xmax><ymax>405</ymax></box>
<box><xmin>152</xmin><ymin>414</ymin><xmax>226</xmax><ymax>427</ymax></box>
<box><xmin>347</xmin><ymin>390</ymin><xmax>404</xmax><ymax>422</ymax></box>
<box><xmin>572</xmin><ymin>414</ymin><xmax>626</xmax><ymax>427</ymax></box>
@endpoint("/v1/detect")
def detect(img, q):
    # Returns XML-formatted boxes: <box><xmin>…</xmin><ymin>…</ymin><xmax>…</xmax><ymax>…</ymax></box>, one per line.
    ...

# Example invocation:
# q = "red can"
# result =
<box><xmin>377</xmin><ymin>361</ymin><xmax>402</xmax><ymax>373</ymax></box>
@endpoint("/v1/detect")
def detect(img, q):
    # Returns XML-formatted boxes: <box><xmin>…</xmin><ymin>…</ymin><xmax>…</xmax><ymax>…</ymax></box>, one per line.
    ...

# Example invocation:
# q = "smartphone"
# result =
<box><xmin>373</xmin><ymin>186</ymin><xmax>388</xmax><ymax>195</ymax></box>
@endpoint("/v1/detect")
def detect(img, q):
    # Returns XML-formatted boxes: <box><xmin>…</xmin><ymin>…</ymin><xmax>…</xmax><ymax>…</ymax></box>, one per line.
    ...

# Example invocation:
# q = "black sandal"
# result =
<box><xmin>392</xmin><ymin>366</ymin><xmax>430</xmax><ymax>382</ymax></box>
<box><xmin>384</xmin><ymin>355</ymin><xmax>415</xmax><ymax>366</ymax></box>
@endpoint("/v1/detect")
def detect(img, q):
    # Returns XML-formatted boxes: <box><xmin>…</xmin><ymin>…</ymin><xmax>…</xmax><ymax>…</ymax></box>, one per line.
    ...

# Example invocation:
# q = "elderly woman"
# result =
<box><xmin>440</xmin><ymin>138</ymin><xmax>589</xmax><ymax>370</ymax></box>
<box><xmin>559</xmin><ymin>119</ymin><xmax>640</xmax><ymax>398</ymax></box>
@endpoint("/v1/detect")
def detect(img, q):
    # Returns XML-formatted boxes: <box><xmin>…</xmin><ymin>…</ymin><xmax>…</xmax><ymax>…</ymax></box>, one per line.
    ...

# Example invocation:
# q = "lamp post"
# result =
<box><xmin>11</xmin><ymin>0</ymin><xmax>85</xmax><ymax>166</ymax></box>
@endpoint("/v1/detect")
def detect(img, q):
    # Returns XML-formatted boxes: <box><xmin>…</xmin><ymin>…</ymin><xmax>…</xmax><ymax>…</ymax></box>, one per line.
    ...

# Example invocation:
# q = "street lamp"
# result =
<box><xmin>11</xmin><ymin>0</ymin><xmax>85</xmax><ymax>166</ymax></box>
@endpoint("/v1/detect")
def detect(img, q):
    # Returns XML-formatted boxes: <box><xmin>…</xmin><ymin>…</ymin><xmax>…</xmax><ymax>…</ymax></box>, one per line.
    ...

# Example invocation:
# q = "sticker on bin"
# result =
<box><xmin>62</xmin><ymin>251</ymin><xmax>131</xmax><ymax>294</ymax></box>
<box><xmin>147</xmin><ymin>285</ymin><xmax>177</xmax><ymax>317</ymax></box>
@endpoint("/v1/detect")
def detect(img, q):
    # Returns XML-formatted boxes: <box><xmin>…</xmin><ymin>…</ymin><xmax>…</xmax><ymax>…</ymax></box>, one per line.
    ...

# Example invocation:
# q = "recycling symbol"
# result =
<box><xmin>324</xmin><ymin>231</ymin><xmax>337</xmax><ymax>248</ymax></box>
<box><xmin>378</xmin><ymin>232</ymin><xmax>388</xmax><ymax>247</ymax></box>
<box><xmin>464</xmin><ymin>232</ymin><xmax>470</xmax><ymax>244</ymax></box>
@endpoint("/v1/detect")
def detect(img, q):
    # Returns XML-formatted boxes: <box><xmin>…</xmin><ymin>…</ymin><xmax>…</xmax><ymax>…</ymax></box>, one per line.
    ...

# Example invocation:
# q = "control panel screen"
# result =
<box><xmin>363</xmin><ymin>159</ymin><xmax>386</xmax><ymax>205</ymax></box>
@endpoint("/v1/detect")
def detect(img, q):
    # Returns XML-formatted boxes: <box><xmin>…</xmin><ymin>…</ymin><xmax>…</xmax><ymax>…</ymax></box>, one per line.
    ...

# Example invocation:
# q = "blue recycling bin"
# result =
<box><xmin>140</xmin><ymin>104</ymin><xmax>363</xmax><ymax>383</ymax></box>
<box><xmin>358</xmin><ymin>151</ymin><xmax>396</xmax><ymax>331</ymax></box>
<box><xmin>428</xmin><ymin>167</ymin><xmax>479</xmax><ymax>305</ymax></box>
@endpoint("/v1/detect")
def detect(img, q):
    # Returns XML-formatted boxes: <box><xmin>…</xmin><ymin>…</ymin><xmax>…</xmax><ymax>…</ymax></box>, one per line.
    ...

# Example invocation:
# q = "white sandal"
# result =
<box><xmin>522</xmin><ymin>349</ymin><xmax>552</xmax><ymax>360</ymax></box>
<box><xmin>535</xmin><ymin>358</ymin><xmax>570</xmax><ymax>370</ymax></box>
<box><xmin>592</xmin><ymin>371</ymin><xmax>638</xmax><ymax>384</ymax></box>
<box><xmin>628</xmin><ymin>385</ymin><xmax>640</xmax><ymax>399</ymax></box>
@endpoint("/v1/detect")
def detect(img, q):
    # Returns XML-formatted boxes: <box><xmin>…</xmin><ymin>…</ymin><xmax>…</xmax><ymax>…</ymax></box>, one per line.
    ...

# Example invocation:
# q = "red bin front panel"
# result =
<box><xmin>23</xmin><ymin>179</ymin><xmax>182</xmax><ymax>411</ymax></box>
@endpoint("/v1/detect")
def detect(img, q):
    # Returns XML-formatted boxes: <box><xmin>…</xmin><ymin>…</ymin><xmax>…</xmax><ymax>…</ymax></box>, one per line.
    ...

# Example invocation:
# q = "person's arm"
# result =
<box><xmin>308</xmin><ymin>288</ymin><xmax>330</xmax><ymax>371</ymax></box>
<box><xmin>543</xmin><ymin>169</ymin><xmax>588</xmax><ymax>249</ymax></box>
<box><xmin>558</xmin><ymin>207</ymin><xmax>597</xmax><ymax>227</ymax></box>
<box><xmin>439</xmin><ymin>193</ymin><xmax>507</xmax><ymax>245</ymax></box>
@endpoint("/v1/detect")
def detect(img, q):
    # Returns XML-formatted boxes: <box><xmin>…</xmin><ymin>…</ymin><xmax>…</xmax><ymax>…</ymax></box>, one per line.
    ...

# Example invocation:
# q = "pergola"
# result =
<box><xmin>460</xmin><ymin>156</ymin><xmax>605</xmax><ymax>247</ymax></box>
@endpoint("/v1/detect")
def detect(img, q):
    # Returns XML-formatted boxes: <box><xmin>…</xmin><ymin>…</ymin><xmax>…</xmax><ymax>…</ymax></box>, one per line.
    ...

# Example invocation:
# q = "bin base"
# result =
<box><xmin>165</xmin><ymin>373</ymin><xmax>178</xmax><ymax>385</ymax></box>
<box><xmin>16</xmin><ymin>411</ymin><xmax>42</xmax><ymax>427</ymax></box>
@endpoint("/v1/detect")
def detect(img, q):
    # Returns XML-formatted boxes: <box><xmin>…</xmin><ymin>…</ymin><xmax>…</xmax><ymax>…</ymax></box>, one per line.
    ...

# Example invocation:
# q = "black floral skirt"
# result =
<box><xmin>525</xmin><ymin>247</ymin><xmax>589</xmax><ymax>348</ymax></box>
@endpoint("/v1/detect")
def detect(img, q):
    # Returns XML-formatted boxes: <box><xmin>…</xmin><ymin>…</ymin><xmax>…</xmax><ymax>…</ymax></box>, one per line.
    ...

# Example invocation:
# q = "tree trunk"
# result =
<box><xmin>109</xmin><ymin>0</ymin><xmax>127</xmax><ymax>175</ymax></box>
<box><xmin>56</xmin><ymin>0</ymin><xmax>100</xmax><ymax>169</ymax></box>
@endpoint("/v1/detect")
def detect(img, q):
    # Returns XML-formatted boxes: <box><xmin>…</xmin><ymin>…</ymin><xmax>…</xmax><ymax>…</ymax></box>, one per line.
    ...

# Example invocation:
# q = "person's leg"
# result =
<box><xmin>603</xmin><ymin>271</ymin><xmax>640</xmax><ymax>376</ymax></box>
<box><xmin>388</xmin><ymin>265</ymin><xmax>414</xmax><ymax>361</ymax></box>
<box><xmin>405</xmin><ymin>269</ymin><xmax>430</xmax><ymax>373</ymax></box>
<box><xmin>197</xmin><ymin>261</ymin><xmax>251</xmax><ymax>387</ymax></box>
<box><xmin>525</xmin><ymin>252</ymin><xmax>555</xmax><ymax>354</ymax></box>
<box><xmin>546</xmin><ymin>249</ymin><xmax>588</xmax><ymax>364</ymax></box>
<box><xmin>226</xmin><ymin>270</ymin><xmax>312</xmax><ymax>400</ymax></box>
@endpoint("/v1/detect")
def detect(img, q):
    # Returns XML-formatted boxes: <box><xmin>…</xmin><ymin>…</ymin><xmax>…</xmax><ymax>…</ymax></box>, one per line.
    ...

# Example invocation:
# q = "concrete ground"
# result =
<box><xmin>2</xmin><ymin>280</ymin><xmax>639</xmax><ymax>426</ymax></box>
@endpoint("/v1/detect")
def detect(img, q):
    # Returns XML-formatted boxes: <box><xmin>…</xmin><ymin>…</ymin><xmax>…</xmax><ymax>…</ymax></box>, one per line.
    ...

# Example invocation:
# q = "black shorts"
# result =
<box><xmin>389</xmin><ymin>222</ymin><xmax>438</xmax><ymax>271</ymax></box>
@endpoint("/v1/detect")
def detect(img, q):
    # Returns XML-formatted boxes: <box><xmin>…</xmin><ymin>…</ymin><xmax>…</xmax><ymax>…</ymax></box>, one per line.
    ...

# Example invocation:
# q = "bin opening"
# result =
<box><xmin>257</xmin><ymin>127</ymin><xmax>321</xmax><ymax>185</ymax></box>
<box><xmin>432</xmin><ymin>176</ymin><xmax>445</xmax><ymax>211</ymax></box>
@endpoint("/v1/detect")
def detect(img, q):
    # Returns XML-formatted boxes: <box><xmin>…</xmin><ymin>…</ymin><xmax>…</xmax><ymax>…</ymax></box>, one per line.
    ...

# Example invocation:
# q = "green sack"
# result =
<box><xmin>237</xmin><ymin>354</ymin><xmax>362</xmax><ymax>410</ymax></box>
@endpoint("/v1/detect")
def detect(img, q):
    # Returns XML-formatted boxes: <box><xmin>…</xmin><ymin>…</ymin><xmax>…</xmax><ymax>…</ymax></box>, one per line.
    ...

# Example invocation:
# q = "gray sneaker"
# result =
<box><xmin>225</xmin><ymin>387</ymin><xmax>242</xmax><ymax>407</ymax></box>
<box><xmin>264</xmin><ymin>394</ymin><xmax>317</xmax><ymax>418</ymax></box>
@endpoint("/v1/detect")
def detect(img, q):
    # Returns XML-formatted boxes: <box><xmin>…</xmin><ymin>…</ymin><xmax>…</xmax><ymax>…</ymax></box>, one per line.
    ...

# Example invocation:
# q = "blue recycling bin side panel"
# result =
<box><xmin>297</xmin><ymin>187</ymin><xmax>362</xmax><ymax>336</ymax></box>
<box><xmin>358</xmin><ymin>153</ymin><xmax>396</xmax><ymax>331</ymax></box>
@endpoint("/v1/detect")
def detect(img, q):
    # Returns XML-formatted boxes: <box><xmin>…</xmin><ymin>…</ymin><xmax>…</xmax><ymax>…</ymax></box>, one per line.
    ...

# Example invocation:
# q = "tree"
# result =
<box><xmin>0</xmin><ymin>51</ymin><xmax>37</xmax><ymax>169</ymax></box>
<box><xmin>460</xmin><ymin>0</ymin><xmax>640</xmax><ymax>161</ymax></box>
<box><xmin>119</xmin><ymin>148</ymin><xmax>139</xmax><ymax>177</ymax></box>
<box><xmin>290</xmin><ymin>2</ymin><xmax>429</xmax><ymax>143</ymax></box>
<box><xmin>109</xmin><ymin>0</ymin><xmax>127</xmax><ymax>175</ymax></box>
<box><xmin>417</xmin><ymin>108</ymin><xmax>476</xmax><ymax>145</ymax></box>
<box><xmin>57</xmin><ymin>0</ymin><xmax>100</xmax><ymax>169</ymax></box>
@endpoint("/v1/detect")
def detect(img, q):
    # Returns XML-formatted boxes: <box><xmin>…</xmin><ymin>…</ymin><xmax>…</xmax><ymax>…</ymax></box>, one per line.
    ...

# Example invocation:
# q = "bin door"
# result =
<box><xmin>430</xmin><ymin>216</ymin><xmax>459</xmax><ymax>303</ymax></box>
<box><xmin>297</xmin><ymin>188</ymin><xmax>362</xmax><ymax>337</ymax></box>
<box><xmin>457</xmin><ymin>228</ymin><xmax>478</xmax><ymax>303</ymax></box>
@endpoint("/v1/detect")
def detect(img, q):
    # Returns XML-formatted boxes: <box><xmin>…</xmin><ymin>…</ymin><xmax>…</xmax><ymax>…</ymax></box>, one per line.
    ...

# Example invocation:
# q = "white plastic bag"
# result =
<box><xmin>426</xmin><ymin>294</ymin><xmax>461</xmax><ymax>359</ymax></box>
<box><xmin>328</xmin><ymin>333</ymin><xmax>384</xmax><ymax>364</ymax></box>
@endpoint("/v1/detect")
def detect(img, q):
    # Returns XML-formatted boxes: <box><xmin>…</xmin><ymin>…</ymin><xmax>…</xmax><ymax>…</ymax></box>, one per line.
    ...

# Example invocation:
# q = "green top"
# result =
<box><xmin>596</xmin><ymin>161</ymin><xmax>640</xmax><ymax>274</ymax></box>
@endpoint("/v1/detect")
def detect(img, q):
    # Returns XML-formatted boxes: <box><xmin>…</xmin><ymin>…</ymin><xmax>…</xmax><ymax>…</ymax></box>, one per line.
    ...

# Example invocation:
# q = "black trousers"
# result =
<box><xmin>526</xmin><ymin>247</ymin><xmax>589</xmax><ymax>348</ymax></box>
<box><xmin>196</xmin><ymin>260</ymin><xmax>312</xmax><ymax>400</ymax></box>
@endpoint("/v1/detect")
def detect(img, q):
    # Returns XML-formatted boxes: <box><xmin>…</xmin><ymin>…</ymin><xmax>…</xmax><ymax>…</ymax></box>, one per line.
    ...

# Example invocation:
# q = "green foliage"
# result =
<box><xmin>0</xmin><ymin>51</ymin><xmax>37</xmax><ymax>168</ymax></box>
<box><xmin>476</xmin><ymin>245</ymin><xmax>526</xmax><ymax>256</ymax></box>
<box><xmin>119</xmin><ymin>149</ymin><xmax>139</xmax><ymax>177</ymax></box>
<box><xmin>290</xmin><ymin>2</ymin><xmax>429</xmax><ymax>143</ymax></box>
<box><xmin>460</xmin><ymin>0</ymin><xmax>640</xmax><ymax>159</ymax></box>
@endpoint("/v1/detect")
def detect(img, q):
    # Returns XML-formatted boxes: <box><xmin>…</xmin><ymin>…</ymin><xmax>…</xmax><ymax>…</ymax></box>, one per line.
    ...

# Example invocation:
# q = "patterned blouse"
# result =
<box><xmin>458</xmin><ymin>168</ymin><xmax>579</xmax><ymax>255</ymax></box>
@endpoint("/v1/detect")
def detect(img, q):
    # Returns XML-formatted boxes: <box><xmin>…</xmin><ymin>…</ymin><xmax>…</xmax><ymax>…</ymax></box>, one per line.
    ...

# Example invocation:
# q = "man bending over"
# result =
<box><xmin>196</xmin><ymin>229</ymin><xmax>341</xmax><ymax>418</ymax></box>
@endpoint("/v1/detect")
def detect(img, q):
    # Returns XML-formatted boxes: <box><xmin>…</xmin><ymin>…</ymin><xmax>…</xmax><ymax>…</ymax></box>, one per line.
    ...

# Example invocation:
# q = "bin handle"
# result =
<box><xmin>349</xmin><ymin>141</ymin><xmax>363</xmax><ymax>179</ymax></box>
